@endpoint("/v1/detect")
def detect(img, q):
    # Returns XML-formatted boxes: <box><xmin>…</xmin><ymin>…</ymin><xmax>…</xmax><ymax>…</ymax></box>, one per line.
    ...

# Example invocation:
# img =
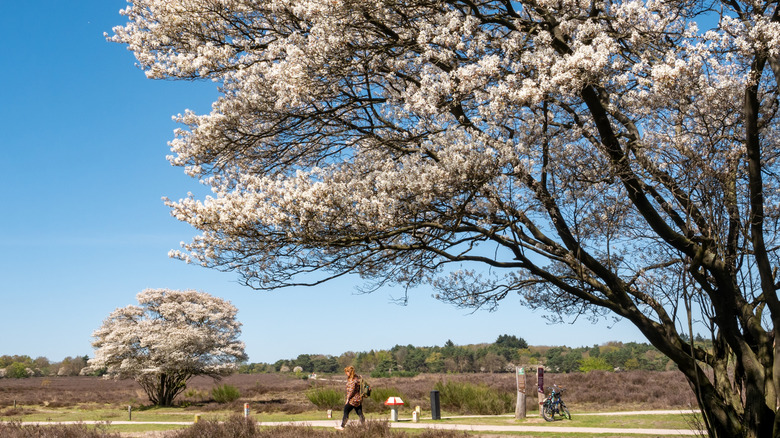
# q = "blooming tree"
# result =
<box><xmin>111</xmin><ymin>0</ymin><xmax>780</xmax><ymax>435</ymax></box>
<box><xmin>89</xmin><ymin>289</ymin><xmax>247</xmax><ymax>406</ymax></box>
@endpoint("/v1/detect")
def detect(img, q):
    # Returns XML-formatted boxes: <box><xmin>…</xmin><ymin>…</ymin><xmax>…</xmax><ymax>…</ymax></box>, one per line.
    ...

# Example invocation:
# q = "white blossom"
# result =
<box><xmin>89</xmin><ymin>288</ymin><xmax>247</xmax><ymax>405</ymax></box>
<box><xmin>110</xmin><ymin>1</ymin><xmax>780</xmax><ymax>433</ymax></box>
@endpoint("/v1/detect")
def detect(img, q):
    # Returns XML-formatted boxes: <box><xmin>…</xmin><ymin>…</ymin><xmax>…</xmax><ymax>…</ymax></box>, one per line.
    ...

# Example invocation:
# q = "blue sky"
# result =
<box><xmin>0</xmin><ymin>1</ymin><xmax>646</xmax><ymax>364</ymax></box>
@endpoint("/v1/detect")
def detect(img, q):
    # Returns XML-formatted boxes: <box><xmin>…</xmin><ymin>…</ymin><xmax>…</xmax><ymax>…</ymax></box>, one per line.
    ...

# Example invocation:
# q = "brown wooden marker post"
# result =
<box><xmin>515</xmin><ymin>367</ymin><xmax>526</xmax><ymax>419</ymax></box>
<box><xmin>537</xmin><ymin>367</ymin><xmax>545</xmax><ymax>415</ymax></box>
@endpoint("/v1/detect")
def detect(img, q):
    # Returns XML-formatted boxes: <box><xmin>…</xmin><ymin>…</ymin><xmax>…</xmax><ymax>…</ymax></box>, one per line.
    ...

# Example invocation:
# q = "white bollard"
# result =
<box><xmin>391</xmin><ymin>407</ymin><xmax>398</xmax><ymax>421</ymax></box>
<box><xmin>412</xmin><ymin>410</ymin><xmax>418</xmax><ymax>422</ymax></box>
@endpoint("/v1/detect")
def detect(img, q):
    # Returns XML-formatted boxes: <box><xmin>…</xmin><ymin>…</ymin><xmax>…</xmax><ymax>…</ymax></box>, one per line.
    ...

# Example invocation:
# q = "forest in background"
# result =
<box><xmin>1</xmin><ymin>333</ymin><xmax>710</xmax><ymax>379</ymax></box>
<box><xmin>239</xmin><ymin>334</ymin><xmax>709</xmax><ymax>376</ymax></box>
<box><xmin>0</xmin><ymin>355</ymin><xmax>88</xmax><ymax>378</ymax></box>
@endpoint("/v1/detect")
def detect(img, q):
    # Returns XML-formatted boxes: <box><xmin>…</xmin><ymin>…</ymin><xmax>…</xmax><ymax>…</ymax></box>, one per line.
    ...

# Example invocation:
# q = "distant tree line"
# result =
<box><xmin>241</xmin><ymin>334</ymin><xmax>691</xmax><ymax>376</ymax></box>
<box><xmin>0</xmin><ymin>355</ymin><xmax>95</xmax><ymax>378</ymax></box>
<box><xmin>3</xmin><ymin>333</ymin><xmax>705</xmax><ymax>378</ymax></box>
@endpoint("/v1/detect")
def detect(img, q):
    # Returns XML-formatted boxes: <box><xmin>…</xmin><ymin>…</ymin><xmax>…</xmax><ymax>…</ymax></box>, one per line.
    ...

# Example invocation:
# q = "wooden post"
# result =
<box><xmin>537</xmin><ymin>367</ymin><xmax>545</xmax><ymax>415</ymax></box>
<box><xmin>515</xmin><ymin>367</ymin><xmax>526</xmax><ymax>419</ymax></box>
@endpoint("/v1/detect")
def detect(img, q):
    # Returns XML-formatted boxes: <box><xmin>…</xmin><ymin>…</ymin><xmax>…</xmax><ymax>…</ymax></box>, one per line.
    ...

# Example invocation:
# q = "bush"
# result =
<box><xmin>183</xmin><ymin>388</ymin><xmax>209</xmax><ymax>402</ymax></box>
<box><xmin>434</xmin><ymin>380</ymin><xmax>513</xmax><ymax>415</ymax></box>
<box><xmin>580</xmin><ymin>356</ymin><xmax>613</xmax><ymax>372</ymax></box>
<box><xmin>305</xmin><ymin>387</ymin><xmax>342</xmax><ymax>410</ymax></box>
<box><xmin>5</xmin><ymin>363</ymin><xmax>29</xmax><ymax>379</ymax></box>
<box><xmin>307</xmin><ymin>384</ymin><xmax>409</xmax><ymax>413</ymax></box>
<box><xmin>363</xmin><ymin>386</ymin><xmax>406</xmax><ymax>412</ymax></box>
<box><xmin>172</xmin><ymin>415</ymin><xmax>256</xmax><ymax>437</ymax></box>
<box><xmin>367</xmin><ymin>385</ymin><xmax>402</xmax><ymax>400</ymax></box>
<box><xmin>212</xmin><ymin>384</ymin><xmax>241</xmax><ymax>403</ymax></box>
<box><xmin>0</xmin><ymin>421</ymin><xmax>119</xmax><ymax>438</ymax></box>
<box><xmin>169</xmin><ymin>417</ymin><xmax>470</xmax><ymax>437</ymax></box>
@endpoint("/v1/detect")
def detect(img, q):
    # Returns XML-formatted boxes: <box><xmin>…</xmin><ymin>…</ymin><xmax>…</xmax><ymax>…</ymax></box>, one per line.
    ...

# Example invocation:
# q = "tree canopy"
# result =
<box><xmin>89</xmin><ymin>289</ymin><xmax>247</xmax><ymax>406</ymax></box>
<box><xmin>111</xmin><ymin>0</ymin><xmax>780</xmax><ymax>436</ymax></box>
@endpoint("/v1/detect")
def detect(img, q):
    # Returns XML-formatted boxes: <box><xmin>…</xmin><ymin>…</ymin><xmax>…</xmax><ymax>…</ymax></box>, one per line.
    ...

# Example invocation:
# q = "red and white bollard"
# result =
<box><xmin>384</xmin><ymin>397</ymin><xmax>404</xmax><ymax>422</ymax></box>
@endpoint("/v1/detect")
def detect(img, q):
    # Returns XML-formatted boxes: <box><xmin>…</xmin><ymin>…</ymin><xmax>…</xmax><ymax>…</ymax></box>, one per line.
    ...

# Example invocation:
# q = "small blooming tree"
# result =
<box><xmin>89</xmin><ymin>289</ymin><xmax>247</xmax><ymax>406</ymax></box>
<box><xmin>110</xmin><ymin>0</ymin><xmax>780</xmax><ymax>436</ymax></box>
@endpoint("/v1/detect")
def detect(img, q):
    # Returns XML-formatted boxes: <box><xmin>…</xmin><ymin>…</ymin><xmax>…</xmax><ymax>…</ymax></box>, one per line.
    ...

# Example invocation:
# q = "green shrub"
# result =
<box><xmin>306</xmin><ymin>385</ymin><xmax>408</xmax><ymax>412</ymax></box>
<box><xmin>183</xmin><ymin>388</ymin><xmax>209</xmax><ymax>401</ymax></box>
<box><xmin>434</xmin><ymin>380</ymin><xmax>513</xmax><ymax>415</ymax></box>
<box><xmin>366</xmin><ymin>386</ymin><xmax>403</xmax><ymax>403</ymax></box>
<box><xmin>5</xmin><ymin>363</ymin><xmax>29</xmax><ymax>379</ymax></box>
<box><xmin>363</xmin><ymin>386</ymin><xmax>406</xmax><ymax>412</ymax></box>
<box><xmin>305</xmin><ymin>387</ymin><xmax>342</xmax><ymax>410</ymax></box>
<box><xmin>580</xmin><ymin>356</ymin><xmax>613</xmax><ymax>372</ymax></box>
<box><xmin>212</xmin><ymin>384</ymin><xmax>241</xmax><ymax>403</ymax></box>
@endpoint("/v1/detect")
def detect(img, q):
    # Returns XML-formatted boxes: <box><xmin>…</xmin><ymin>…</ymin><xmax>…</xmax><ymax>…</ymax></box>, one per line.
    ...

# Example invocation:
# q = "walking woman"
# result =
<box><xmin>335</xmin><ymin>366</ymin><xmax>365</xmax><ymax>430</ymax></box>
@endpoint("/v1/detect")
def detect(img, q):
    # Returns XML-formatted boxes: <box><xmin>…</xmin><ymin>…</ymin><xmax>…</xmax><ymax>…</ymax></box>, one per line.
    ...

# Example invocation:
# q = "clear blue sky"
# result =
<box><xmin>0</xmin><ymin>1</ymin><xmax>646</xmax><ymax>364</ymax></box>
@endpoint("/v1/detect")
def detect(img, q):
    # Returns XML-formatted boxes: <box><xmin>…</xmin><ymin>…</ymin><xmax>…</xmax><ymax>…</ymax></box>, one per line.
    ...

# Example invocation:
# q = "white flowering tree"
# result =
<box><xmin>111</xmin><ymin>1</ymin><xmax>780</xmax><ymax>435</ymax></box>
<box><xmin>89</xmin><ymin>289</ymin><xmax>247</xmax><ymax>406</ymax></box>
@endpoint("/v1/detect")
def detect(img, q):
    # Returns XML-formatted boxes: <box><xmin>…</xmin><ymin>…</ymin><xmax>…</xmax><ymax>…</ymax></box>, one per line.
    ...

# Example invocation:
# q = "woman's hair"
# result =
<box><xmin>344</xmin><ymin>366</ymin><xmax>356</xmax><ymax>379</ymax></box>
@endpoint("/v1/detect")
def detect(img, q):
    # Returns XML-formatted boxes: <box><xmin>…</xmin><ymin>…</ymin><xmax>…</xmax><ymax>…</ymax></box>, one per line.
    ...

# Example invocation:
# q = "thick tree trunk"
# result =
<box><xmin>159</xmin><ymin>374</ymin><xmax>173</xmax><ymax>407</ymax></box>
<box><xmin>138</xmin><ymin>372</ymin><xmax>189</xmax><ymax>407</ymax></box>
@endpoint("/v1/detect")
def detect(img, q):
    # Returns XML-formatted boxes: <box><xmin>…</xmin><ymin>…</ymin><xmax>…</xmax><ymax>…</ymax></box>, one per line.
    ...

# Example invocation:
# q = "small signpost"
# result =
<box><xmin>515</xmin><ymin>367</ymin><xmax>526</xmax><ymax>419</ymax></box>
<box><xmin>537</xmin><ymin>367</ymin><xmax>545</xmax><ymax>414</ymax></box>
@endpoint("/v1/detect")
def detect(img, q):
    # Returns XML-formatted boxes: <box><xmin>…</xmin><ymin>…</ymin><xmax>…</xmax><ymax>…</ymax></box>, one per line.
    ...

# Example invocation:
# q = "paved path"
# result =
<box><xmin>15</xmin><ymin>410</ymin><xmax>705</xmax><ymax>436</ymax></box>
<box><xmin>255</xmin><ymin>414</ymin><xmax>702</xmax><ymax>436</ymax></box>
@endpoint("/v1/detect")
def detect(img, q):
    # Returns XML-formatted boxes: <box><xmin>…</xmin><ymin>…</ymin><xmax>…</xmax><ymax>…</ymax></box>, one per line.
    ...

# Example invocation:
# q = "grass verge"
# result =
<box><xmin>421</xmin><ymin>412</ymin><xmax>698</xmax><ymax>429</ymax></box>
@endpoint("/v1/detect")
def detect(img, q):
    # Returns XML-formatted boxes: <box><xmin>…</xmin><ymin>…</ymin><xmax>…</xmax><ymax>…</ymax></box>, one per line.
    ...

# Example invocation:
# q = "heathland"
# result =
<box><xmin>0</xmin><ymin>370</ymin><xmax>697</xmax><ymax>414</ymax></box>
<box><xmin>0</xmin><ymin>370</ymin><xmax>700</xmax><ymax>437</ymax></box>
<box><xmin>0</xmin><ymin>338</ymin><xmax>703</xmax><ymax>436</ymax></box>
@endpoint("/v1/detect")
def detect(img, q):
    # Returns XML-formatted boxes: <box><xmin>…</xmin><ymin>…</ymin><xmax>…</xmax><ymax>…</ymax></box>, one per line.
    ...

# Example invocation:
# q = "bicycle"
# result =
<box><xmin>541</xmin><ymin>384</ymin><xmax>571</xmax><ymax>421</ymax></box>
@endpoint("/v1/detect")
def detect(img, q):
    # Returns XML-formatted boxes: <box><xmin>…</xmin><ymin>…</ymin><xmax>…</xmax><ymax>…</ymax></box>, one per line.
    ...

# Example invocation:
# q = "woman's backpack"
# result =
<box><xmin>359</xmin><ymin>377</ymin><xmax>371</xmax><ymax>397</ymax></box>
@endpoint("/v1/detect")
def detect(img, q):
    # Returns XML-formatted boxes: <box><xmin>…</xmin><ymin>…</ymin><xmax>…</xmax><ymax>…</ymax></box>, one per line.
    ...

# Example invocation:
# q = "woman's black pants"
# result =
<box><xmin>341</xmin><ymin>403</ymin><xmax>365</xmax><ymax>426</ymax></box>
